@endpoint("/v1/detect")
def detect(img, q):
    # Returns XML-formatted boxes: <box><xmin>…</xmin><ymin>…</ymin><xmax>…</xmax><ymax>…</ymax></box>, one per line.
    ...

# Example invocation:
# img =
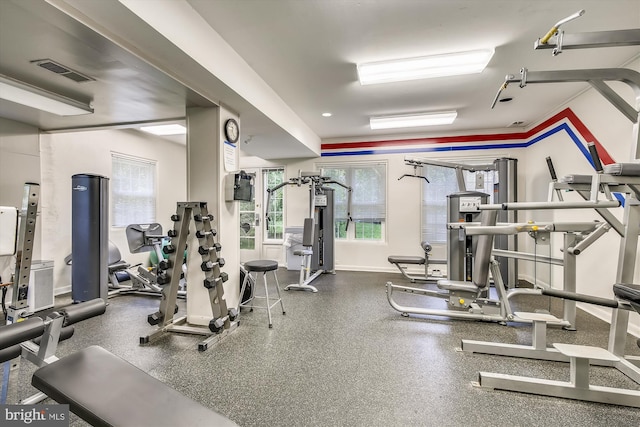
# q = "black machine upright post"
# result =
<box><xmin>71</xmin><ymin>174</ymin><xmax>109</xmax><ymax>302</ymax></box>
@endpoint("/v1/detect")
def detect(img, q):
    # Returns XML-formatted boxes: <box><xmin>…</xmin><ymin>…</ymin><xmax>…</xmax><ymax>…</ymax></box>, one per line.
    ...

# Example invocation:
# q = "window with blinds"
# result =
<box><xmin>320</xmin><ymin>162</ymin><xmax>386</xmax><ymax>241</ymax></box>
<box><xmin>111</xmin><ymin>153</ymin><xmax>157</xmax><ymax>227</ymax></box>
<box><xmin>421</xmin><ymin>162</ymin><xmax>496</xmax><ymax>244</ymax></box>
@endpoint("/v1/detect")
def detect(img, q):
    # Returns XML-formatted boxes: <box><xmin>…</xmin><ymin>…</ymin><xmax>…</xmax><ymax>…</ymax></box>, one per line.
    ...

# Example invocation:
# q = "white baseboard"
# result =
<box><xmin>336</xmin><ymin>264</ymin><xmax>444</xmax><ymax>276</ymax></box>
<box><xmin>577</xmin><ymin>303</ymin><xmax>640</xmax><ymax>339</ymax></box>
<box><xmin>335</xmin><ymin>264</ymin><xmax>399</xmax><ymax>273</ymax></box>
<box><xmin>55</xmin><ymin>285</ymin><xmax>71</xmax><ymax>296</ymax></box>
<box><xmin>517</xmin><ymin>273</ymin><xmax>551</xmax><ymax>289</ymax></box>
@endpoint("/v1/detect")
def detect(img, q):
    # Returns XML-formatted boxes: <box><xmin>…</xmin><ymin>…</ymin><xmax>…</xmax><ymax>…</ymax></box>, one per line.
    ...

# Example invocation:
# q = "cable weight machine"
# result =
<box><xmin>266</xmin><ymin>171</ymin><xmax>352</xmax><ymax>292</ymax></box>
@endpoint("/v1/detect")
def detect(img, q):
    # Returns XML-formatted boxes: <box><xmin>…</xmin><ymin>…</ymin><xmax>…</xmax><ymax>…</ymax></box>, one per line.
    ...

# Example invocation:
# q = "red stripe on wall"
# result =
<box><xmin>321</xmin><ymin>108</ymin><xmax>616</xmax><ymax>165</ymax></box>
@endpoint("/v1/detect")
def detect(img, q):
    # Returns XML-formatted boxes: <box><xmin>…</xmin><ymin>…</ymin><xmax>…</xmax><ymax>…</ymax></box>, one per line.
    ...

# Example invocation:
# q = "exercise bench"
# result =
<box><xmin>0</xmin><ymin>299</ymin><xmax>237</xmax><ymax>426</ymax></box>
<box><xmin>387</xmin><ymin>241</ymin><xmax>446</xmax><ymax>283</ymax></box>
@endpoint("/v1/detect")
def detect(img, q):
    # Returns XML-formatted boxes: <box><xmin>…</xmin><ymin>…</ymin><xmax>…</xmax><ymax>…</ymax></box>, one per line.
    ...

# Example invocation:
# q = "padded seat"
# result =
<box><xmin>293</xmin><ymin>249</ymin><xmax>313</xmax><ymax>256</ymax></box>
<box><xmin>387</xmin><ymin>256</ymin><xmax>425</xmax><ymax>265</ymax></box>
<box><xmin>107</xmin><ymin>260</ymin><xmax>129</xmax><ymax>272</ymax></box>
<box><xmin>244</xmin><ymin>259</ymin><xmax>279</xmax><ymax>273</ymax></box>
<box><xmin>32</xmin><ymin>345</ymin><xmax>236</xmax><ymax>427</ymax></box>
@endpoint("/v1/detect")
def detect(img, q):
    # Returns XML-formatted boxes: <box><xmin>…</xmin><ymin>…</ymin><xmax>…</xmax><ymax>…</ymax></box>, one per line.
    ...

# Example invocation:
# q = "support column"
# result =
<box><xmin>186</xmin><ymin>107</ymin><xmax>241</xmax><ymax>325</ymax></box>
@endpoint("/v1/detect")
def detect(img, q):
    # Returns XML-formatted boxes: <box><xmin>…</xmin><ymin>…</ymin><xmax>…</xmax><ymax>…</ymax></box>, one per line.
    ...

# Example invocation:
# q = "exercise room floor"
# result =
<box><xmin>7</xmin><ymin>269</ymin><xmax>640</xmax><ymax>427</ymax></box>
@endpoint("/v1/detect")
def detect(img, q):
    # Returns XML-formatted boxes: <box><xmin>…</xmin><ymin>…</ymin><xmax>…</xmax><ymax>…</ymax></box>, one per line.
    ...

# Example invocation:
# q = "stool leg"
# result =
<box><xmin>263</xmin><ymin>272</ymin><xmax>273</xmax><ymax>328</ymax></box>
<box><xmin>239</xmin><ymin>271</ymin><xmax>250</xmax><ymax>310</ymax></box>
<box><xmin>273</xmin><ymin>270</ymin><xmax>285</xmax><ymax>315</ymax></box>
<box><xmin>249</xmin><ymin>271</ymin><xmax>255</xmax><ymax>311</ymax></box>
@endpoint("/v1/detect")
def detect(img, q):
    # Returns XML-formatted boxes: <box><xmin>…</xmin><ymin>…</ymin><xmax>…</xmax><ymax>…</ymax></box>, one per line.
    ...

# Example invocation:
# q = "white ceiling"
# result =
<box><xmin>0</xmin><ymin>0</ymin><xmax>639</xmax><ymax>158</ymax></box>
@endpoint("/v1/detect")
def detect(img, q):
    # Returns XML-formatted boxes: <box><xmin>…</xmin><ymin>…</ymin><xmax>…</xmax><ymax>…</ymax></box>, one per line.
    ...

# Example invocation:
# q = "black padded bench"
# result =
<box><xmin>613</xmin><ymin>283</ymin><xmax>640</xmax><ymax>310</ymax></box>
<box><xmin>32</xmin><ymin>345</ymin><xmax>237</xmax><ymax>427</ymax></box>
<box><xmin>388</xmin><ymin>241</ymin><xmax>445</xmax><ymax>283</ymax></box>
<box><xmin>613</xmin><ymin>283</ymin><xmax>640</xmax><ymax>348</ymax></box>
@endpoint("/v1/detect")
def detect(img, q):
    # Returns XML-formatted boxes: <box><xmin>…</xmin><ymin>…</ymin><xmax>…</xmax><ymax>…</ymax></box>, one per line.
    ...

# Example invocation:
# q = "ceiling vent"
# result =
<box><xmin>30</xmin><ymin>59</ymin><xmax>94</xmax><ymax>83</ymax></box>
<box><xmin>507</xmin><ymin>121</ymin><xmax>526</xmax><ymax>128</ymax></box>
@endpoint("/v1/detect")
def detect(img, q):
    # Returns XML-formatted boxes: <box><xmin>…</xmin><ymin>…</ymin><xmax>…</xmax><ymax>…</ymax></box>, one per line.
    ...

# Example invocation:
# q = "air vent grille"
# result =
<box><xmin>30</xmin><ymin>59</ymin><xmax>94</xmax><ymax>83</ymax></box>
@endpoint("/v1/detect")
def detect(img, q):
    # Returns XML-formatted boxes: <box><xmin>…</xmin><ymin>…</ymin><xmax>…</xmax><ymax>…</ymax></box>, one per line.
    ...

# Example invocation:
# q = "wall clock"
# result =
<box><xmin>224</xmin><ymin>118</ymin><xmax>239</xmax><ymax>144</ymax></box>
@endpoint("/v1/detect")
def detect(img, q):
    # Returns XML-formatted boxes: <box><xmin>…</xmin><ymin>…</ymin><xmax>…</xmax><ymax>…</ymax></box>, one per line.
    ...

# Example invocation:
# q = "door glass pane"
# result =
<box><xmin>239</xmin><ymin>199</ymin><xmax>255</xmax><ymax>249</ymax></box>
<box><xmin>264</xmin><ymin>168</ymin><xmax>285</xmax><ymax>241</ymax></box>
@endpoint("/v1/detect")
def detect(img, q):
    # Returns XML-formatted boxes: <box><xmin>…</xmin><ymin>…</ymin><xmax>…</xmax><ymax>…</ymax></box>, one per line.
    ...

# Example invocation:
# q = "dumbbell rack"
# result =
<box><xmin>140</xmin><ymin>202</ymin><xmax>238</xmax><ymax>351</ymax></box>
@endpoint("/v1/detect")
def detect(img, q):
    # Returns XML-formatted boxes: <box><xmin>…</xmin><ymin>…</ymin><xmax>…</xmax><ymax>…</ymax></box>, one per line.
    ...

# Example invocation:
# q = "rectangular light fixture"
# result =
<box><xmin>0</xmin><ymin>74</ymin><xmax>93</xmax><ymax>116</ymax></box>
<box><xmin>357</xmin><ymin>49</ymin><xmax>494</xmax><ymax>85</ymax></box>
<box><xmin>370</xmin><ymin>111</ymin><xmax>457</xmax><ymax>130</ymax></box>
<box><xmin>140</xmin><ymin>124</ymin><xmax>186</xmax><ymax>135</ymax></box>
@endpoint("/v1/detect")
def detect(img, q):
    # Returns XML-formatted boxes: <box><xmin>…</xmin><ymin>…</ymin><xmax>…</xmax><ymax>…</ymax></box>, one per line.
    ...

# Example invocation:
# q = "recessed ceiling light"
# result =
<box><xmin>357</xmin><ymin>49</ymin><xmax>495</xmax><ymax>85</ymax></box>
<box><xmin>322</xmin><ymin>112</ymin><xmax>332</xmax><ymax>117</ymax></box>
<box><xmin>140</xmin><ymin>124</ymin><xmax>186</xmax><ymax>135</ymax></box>
<box><xmin>370</xmin><ymin>111</ymin><xmax>457</xmax><ymax>130</ymax></box>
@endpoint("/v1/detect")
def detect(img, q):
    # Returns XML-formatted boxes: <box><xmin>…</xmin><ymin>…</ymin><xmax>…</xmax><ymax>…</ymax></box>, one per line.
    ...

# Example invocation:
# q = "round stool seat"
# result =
<box><xmin>244</xmin><ymin>260</ymin><xmax>279</xmax><ymax>272</ymax></box>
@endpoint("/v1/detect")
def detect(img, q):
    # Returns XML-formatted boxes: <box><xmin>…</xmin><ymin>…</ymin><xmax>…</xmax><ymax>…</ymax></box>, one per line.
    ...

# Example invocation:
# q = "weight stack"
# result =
<box><xmin>71</xmin><ymin>174</ymin><xmax>109</xmax><ymax>302</ymax></box>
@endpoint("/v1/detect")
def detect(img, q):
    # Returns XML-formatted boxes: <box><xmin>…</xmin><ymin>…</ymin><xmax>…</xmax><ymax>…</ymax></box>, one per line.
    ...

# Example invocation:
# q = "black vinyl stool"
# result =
<box><xmin>239</xmin><ymin>260</ymin><xmax>285</xmax><ymax>328</ymax></box>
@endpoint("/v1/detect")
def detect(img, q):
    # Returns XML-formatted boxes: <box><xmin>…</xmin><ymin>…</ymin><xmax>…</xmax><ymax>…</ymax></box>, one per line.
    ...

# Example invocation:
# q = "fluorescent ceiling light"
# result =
<box><xmin>370</xmin><ymin>111</ymin><xmax>457</xmax><ymax>130</ymax></box>
<box><xmin>357</xmin><ymin>49</ymin><xmax>494</xmax><ymax>85</ymax></box>
<box><xmin>140</xmin><ymin>124</ymin><xmax>186</xmax><ymax>135</ymax></box>
<box><xmin>0</xmin><ymin>74</ymin><xmax>93</xmax><ymax>116</ymax></box>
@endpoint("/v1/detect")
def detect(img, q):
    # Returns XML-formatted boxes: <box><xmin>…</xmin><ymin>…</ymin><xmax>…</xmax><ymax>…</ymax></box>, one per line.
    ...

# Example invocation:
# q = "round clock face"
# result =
<box><xmin>225</xmin><ymin>118</ymin><xmax>239</xmax><ymax>143</ymax></box>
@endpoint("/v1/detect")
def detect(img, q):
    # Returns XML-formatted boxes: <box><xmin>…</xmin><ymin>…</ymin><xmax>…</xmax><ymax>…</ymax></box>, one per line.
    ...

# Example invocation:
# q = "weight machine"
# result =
<box><xmin>387</xmin><ymin>210</ymin><xmax>608</xmax><ymax>327</ymax></box>
<box><xmin>266</xmin><ymin>171</ymin><xmax>352</xmax><ymax>292</ymax></box>
<box><xmin>108</xmin><ymin>223</ymin><xmax>186</xmax><ymax>298</ymax></box>
<box><xmin>471</xmin><ymin>12</ymin><xmax>640</xmax><ymax>407</ymax></box>
<box><xmin>390</xmin><ymin>157</ymin><xmax>518</xmax><ymax>284</ymax></box>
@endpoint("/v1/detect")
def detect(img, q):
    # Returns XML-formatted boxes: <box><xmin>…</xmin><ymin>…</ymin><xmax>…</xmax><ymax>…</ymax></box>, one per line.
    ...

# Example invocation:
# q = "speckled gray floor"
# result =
<box><xmin>4</xmin><ymin>269</ymin><xmax>640</xmax><ymax>426</ymax></box>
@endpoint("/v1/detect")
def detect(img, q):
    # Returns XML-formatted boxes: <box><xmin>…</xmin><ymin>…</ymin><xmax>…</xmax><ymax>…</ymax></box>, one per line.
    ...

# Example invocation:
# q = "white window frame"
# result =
<box><xmin>317</xmin><ymin>161</ymin><xmax>387</xmax><ymax>242</ymax></box>
<box><xmin>111</xmin><ymin>152</ymin><xmax>157</xmax><ymax>228</ymax></box>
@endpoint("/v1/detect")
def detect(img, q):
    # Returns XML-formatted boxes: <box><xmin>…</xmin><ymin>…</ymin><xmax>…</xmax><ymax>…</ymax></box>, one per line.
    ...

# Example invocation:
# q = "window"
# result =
<box><xmin>421</xmin><ymin>160</ymin><xmax>496</xmax><ymax>243</ymax></box>
<box><xmin>239</xmin><ymin>197</ymin><xmax>256</xmax><ymax>250</ymax></box>
<box><xmin>264</xmin><ymin>168</ymin><xmax>285</xmax><ymax>241</ymax></box>
<box><xmin>320</xmin><ymin>162</ymin><xmax>386</xmax><ymax>241</ymax></box>
<box><xmin>111</xmin><ymin>153</ymin><xmax>156</xmax><ymax>227</ymax></box>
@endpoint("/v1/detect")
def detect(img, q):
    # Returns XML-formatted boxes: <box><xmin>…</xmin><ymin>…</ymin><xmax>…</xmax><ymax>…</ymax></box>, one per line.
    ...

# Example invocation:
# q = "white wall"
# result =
<box><xmin>0</xmin><ymin>118</ymin><xmax>42</xmax><ymax>285</ymax></box>
<box><xmin>241</xmin><ymin>148</ymin><xmax>521</xmax><ymax>273</ymax></box>
<box><xmin>40</xmin><ymin>129</ymin><xmax>187</xmax><ymax>294</ymax></box>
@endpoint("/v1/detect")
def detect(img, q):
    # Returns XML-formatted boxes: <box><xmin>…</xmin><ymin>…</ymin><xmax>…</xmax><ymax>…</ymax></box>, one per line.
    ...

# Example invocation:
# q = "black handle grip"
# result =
<box><xmin>61</xmin><ymin>298</ymin><xmax>106</xmax><ymax>326</ymax></box>
<box><xmin>0</xmin><ymin>317</ymin><xmax>44</xmax><ymax>350</ymax></box>
<box><xmin>545</xmin><ymin>157</ymin><xmax>558</xmax><ymax>181</ymax></box>
<box><xmin>587</xmin><ymin>143</ymin><xmax>603</xmax><ymax>173</ymax></box>
<box><xmin>0</xmin><ymin>325</ymin><xmax>75</xmax><ymax>363</ymax></box>
<box><xmin>542</xmin><ymin>288</ymin><xmax>618</xmax><ymax>308</ymax></box>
